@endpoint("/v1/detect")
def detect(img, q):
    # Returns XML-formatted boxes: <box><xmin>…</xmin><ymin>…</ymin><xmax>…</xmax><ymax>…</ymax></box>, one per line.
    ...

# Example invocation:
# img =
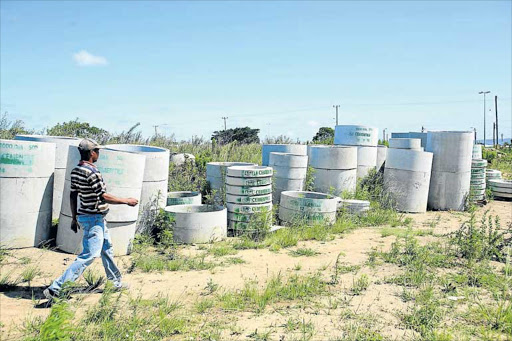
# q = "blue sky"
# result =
<box><xmin>1</xmin><ymin>1</ymin><xmax>511</xmax><ymax>142</ymax></box>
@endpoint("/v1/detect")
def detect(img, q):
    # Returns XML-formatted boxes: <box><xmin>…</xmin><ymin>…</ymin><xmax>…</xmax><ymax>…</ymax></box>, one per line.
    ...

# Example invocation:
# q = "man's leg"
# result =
<box><xmin>99</xmin><ymin>219</ymin><xmax>124</xmax><ymax>288</ymax></box>
<box><xmin>48</xmin><ymin>216</ymin><xmax>104</xmax><ymax>294</ymax></box>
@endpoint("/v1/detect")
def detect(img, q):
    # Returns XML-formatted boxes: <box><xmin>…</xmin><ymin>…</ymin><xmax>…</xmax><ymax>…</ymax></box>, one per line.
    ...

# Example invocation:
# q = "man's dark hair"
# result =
<box><xmin>79</xmin><ymin>149</ymin><xmax>91</xmax><ymax>161</ymax></box>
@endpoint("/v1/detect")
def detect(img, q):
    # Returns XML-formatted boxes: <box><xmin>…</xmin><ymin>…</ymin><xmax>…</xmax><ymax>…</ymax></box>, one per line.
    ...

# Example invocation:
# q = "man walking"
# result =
<box><xmin>44</xmin><ymin>138</ymin><xmax>138</xmax><ymax>300</ymax></box>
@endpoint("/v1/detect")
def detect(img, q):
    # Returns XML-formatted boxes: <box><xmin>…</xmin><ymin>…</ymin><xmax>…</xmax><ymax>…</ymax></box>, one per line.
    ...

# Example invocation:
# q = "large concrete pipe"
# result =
<box><xmin>104</xmin><ymin>144</ymin><xmax>170</xmax><ymax>209</ymax></box>
<box><xmin>388</xmin><ymin>138</ymin><xmax>422</xmax><ymax>150</ymax></box>
<box><xmin>164</xmin><ymin>205</ymin><xmax>227</xmax><ymax>243</ymax></box>
<box><xmin>309</xmin><ymin>146</ymin><xmax>357</xmax><ymax>195</ymax></box>
<box><xmin>426</xmin><ymin>131</ymin><xmax>473</xmax><ymax>211</ymax></box>
<box><xmin>14</xmin><ymin>135</ymin><xmax>80</xmax><ymax>219</ymax></box>
<box><xmin>408</xmin><ymin>132</ymin><xmax>428</xmax><ymax>148</ymax></box>
<box><xmin>384</xmin><ymin>148</ymin><xmax>433</xmax><ymax>213</ymax></box>
<box><xmin>376</xmin><ymin>145</ymin><xmax>388</xmax><ymax>171</ymax></box>
<box><xmin>1</xmin><ymin>139</ymin><xmax>56</xmax><ymax>247</ymax></box>
<box><xmin>269</xmin><ymin>152</ymin><xmax>308</xmax><ymax>203</ymax></box>
<box><xmin>279</xmin><ymin>191</ymin><xmax>340</xmax><ymax>225</ymax></box>
<box><xmin>334</xmin><ymin>125</ymin><xmax>378</xmax><ymax>178</ymax></box>
<box><xmin>57</xmin><ymin>146</ymin><xmax>146</xmax><ymax>255</ymax></box>
<box><xmin>167</xmin><ymin>191</ymin><xmax>202</xmax><ymax>206</ymax></box>
<box><xmin>261</xmin><ymin>144</ymin><xmax>307</xmax><ymax>166</ymax></box>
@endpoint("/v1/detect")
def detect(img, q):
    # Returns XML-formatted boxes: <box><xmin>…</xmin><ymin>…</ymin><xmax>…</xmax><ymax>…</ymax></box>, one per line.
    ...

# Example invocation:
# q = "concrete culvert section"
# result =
<box><xmin>57</xmin><ymin>147</ymin><xmax>146</xmax><ymax>256</ymax></box>
<box><xmin>279</xmin><ymin>191</ymin><xmax>340</xmax><ymax>225</ymax></box>
<box><xmin>384</xmin><ymin>148</ymin><xmax>433</xmax><ymax>213</ymax></box>
<box><xmin>426</xmin><ymin>131</ymin><xmax>473</xmax><ymax>211</ymax></box>
<box><xmin>388</xmin><ymin>138</ymin><xmax>422</xmax><ymax>150</ymax></box>
<box><xmin>269</xmin><ymin>152</ymin><xmax>308</xmax><ymax>203</ymax></box>
<box><xmin>1</xmin><ymin>139</ymin><xmax>56</xmax><ymax>248</ymax></box>
<box><xmin>470</xmin><ymin>159</ymin><xmax>487</xmax><ymax>202</ymax></box>
<box><xmin>334</xmin><ymin>125</ymin><xmax>379</xmax><ymax>179</ymax></box>
<box><xmin>309</xmin><ymin>145</ymin><xmax>357</xmax><ymax>195</ymax></box>
<box><xmin>104</xmin><ymin>144</ymin><xmax>170</xmax><ymax>209</ymax></box>
<box><xmin>338</xmin><ymin>199</ymin><xmax>371</xmax><ymax>215</ymax></box>
<box><xmin>14</xmin><ymin>135</ymin><xmax>80</xmax><ymax>219</ymax></box>
<box><xmin>206</xmin><ymin>162</ymin><xmax>256</xmax><ymax>204</ymax></box>
<box><xmin>167</xmin><ymin>191</ymin><xmax>202</xmax><ymax>206</ymax></box>
<box><xmin>376</xmin><ymin>145</ymin><xmax>388</xmax><ymax>171</ymax></box>
<box><xmin>164</xmin><ymin>205</ymin><xmax>227</xmax><ymax>243</ymax></box>
<box><xmin>488</xmin><ymin>179</ymin><xmax>512</xmax><ymax>199</ymax></box>
<box><xmin>261</xmin><ymin>144</ymin><xmax>307</xmax><ymax>166</ymax></box>
<box><xmin>472</xmin><ymin>145</ymin><xmax>483</xmax><ymax>159</ymax></box>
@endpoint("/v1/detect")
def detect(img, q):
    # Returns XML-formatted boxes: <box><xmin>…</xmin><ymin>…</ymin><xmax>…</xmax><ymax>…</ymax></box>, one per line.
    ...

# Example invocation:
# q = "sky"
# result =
<box><xmin>1</xmin><ymin>1</ymin><xmax>511</xmax><ymax>142</ymax></box>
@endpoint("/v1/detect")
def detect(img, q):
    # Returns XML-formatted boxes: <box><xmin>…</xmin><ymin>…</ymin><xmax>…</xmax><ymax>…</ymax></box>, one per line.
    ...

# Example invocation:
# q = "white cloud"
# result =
<box><xmin>73</xmin><ymin>50</ymin><xmax>108</xmax><ymax>66</ymax></box>
<box><xmin>307</xmin><ymin>120</ymin><xmax>320</xmax><ymax>127</ymax></box>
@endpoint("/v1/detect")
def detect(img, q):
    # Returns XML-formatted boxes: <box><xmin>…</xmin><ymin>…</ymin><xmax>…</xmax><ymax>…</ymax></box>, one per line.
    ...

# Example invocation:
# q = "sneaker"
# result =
<box><xmin>43</xmin><ymin>287</ymin><xmax>58</xmax><ymax>300</ymax></box>
<box><xmin>112</xmin><ymin>282</ymin><xmax>130</xmax><ymax>292</ymax></box>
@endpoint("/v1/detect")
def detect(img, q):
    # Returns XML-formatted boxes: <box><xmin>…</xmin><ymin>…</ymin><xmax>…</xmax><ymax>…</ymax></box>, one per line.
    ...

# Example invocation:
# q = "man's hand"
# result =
<box><xmin>126</xmin><ymin>198</ymin><xmax>138</xmax><ymax>207</ymax></box>
<box><xmin>71</xmin><ymin>218</ymin><xmax>80</xmax><ymax>233</ymax></box>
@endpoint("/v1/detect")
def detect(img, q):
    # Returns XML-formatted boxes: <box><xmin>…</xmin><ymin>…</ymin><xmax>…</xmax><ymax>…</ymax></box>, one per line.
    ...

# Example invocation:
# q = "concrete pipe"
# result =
<box><xmin>278</xmin><ymin>206</ymin><xmax>336</xmax><ymax>225</ymax></box>
<box><xmin>408</xmin><ymin>132</ymin><xmax>428</xmax><ymax>148</ymax></box>
<box><xmin>164</xmin><ymin>205</ymin><xmax>227</xmax><ymax>244</ymax></box>
<box><xmin>225</xmin><ymin>184</ymin><xmax>272</xmax><ymax>196</ymax></box>
<box><xmin>388</xmin><ymin>138</ymin><xmax>422</xmax><ymax>150</ymax></box>
<box><xmin>384</xmin><ymin>148</ymin><xmax>433</xmax><ymax>213</ymax></box>
<box><xmin>228</xmin><ymin>211</ymin><xmax>272</xmax><ymax>223</ymax></box>
<box><xmin>488</xmin><ymin>179</ymin><xmax>512</xmax><ymax>192</ymax></box>
<box><xmin>376</xmin><ymin>145</ymin><xmax>388</xmax><ymax>171</ymax></box>
<box><xmin>170</xmin><ymin>153</ymin><xmax>195</xmax><ymax>166</ymax></box>
<box><xmin>471</xmin><ymin>159</ymin><xmax>488</xmax><ymax>168</ymax></box>
<box><xmin>310</xmin><ymin>168</ymin><xmax>357</xmax><ymax>195</ymax></box>
<box><xmin>56</xmin><ymin>214</ymin><xmax>136</xmax><ymax>256</ymax></box>
<box><xmin>309</xmin><ymin>146</ymin><xmax>357</xmax><ymax>170</ymax></box>
<box><xmin>307</xmin><ymin>144</ymin><xmax>326</xmax><ymax>161</ymax></box>
<box><xmin>227</xmin><ymin>165</ymin><xmax>273</xmax><ymax>178</ymax></box>
<box><xmin>355</xmin><ymin>146</ymin><xmax>377</xmax><ymax>179</ymax></box>
<box><xmin>426</xmin><ymin>131</ymin><xmax>473</xmax><ymax>211</ymax></box>
<box><xmin>226</xmin><ymin>202</ymin><xmax>272</xmax><ymax>214</ymax></box>
<box><xmin>104</xmin><ymin>144</ymin><xmax>170</xmax><ymax>209</ymax></box>
<box><xmin>270</xmin><ymin>166</ymin><xmax>307</xmax><ymax>179</ymax></box>
<box><xmin>1</xmin><ymin>139</ymin><xmax>56</xmax><ymax>247</ymax></box>
<box><xmin>338</xmin><ymin>199</ymin><xmax>370</xmax><ymax>215</ymax></box>
<box><xmin>226</xmin><ymin>193</ymin><xmax>272</xmax><ymax>204</ymax></box>
<box><xmin>472</xmin><ymin>145</ymin><xmax>483</xmax><ymax>159</ymax></box>
<box><xmin>268</xmin><ymin>153</ymin><xmax>308</xmax><ymax>204</ymax></box>
<box><xmin>261</xmin><ymin>144</ymin><xmax>307</xmax><ymax>166</ymax></box>
<box><xmin>206</xmin><ymin>162</ymin><xmax>257</xmax><ymax>202</ymax></box>
<box><xmin>280</xmin><ymin>191</ymin><xmax>340</xmax><ymax>213</ymax></box>
<box><xmin>225</xmin><ymin>176</ymin><xmax>272</xmax><ymax>187</ymax></box>
<box><xmin>269</xmin><ymin>153</ymin><xmax>308</xmax><ymax>168</ymax></box>
<box><xmin>57</xmin><ymin>148</ymin><xmax>145</xmax><ymax>253</ymax></box>
<box><xmin>15</xmin><ymin>135</ymin><xmax>80</xmax><ymax>219</ymax></box>
<box><xmin>391</xmin><ymin>132</ymin><xmax>410</xmax><ymax>139</ymax></box>
<box><xmin>167</xmin><ymin>191</ymin><xmax>202</xmax><ymax>206</ymax></box>
<box><xmin>334</xmin><ymin>125</ymin><xmax>378</xmax><ymax>146</ymax></box>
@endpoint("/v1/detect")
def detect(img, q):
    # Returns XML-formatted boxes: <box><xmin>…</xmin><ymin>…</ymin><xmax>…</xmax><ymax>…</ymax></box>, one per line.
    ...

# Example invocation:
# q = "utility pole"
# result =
<box><xmin>221</xmin><ymin>116</ymin><xmax>228</xmax><ymax>131</ymax></box>
<box><xmin>333</xmin><ymin>105</ymin><xmax>340</xmax><ymax>126</ymax></box>
<box><xmin>493</xmin><ymin>122</ymin><xmax>496</xmax><ymax>147</ymax></box>
<box><xmin>495</xmin><ymin>95</ymin><xmax>498</xmax><ymax>148</ymax></box>
<box><xmin>152</xmin><ymin>125</ymin><xmax>158</xmax><ymax>136</ymax></box>
<box><xmin>479</xmin><ymin>91</ymin><xmax>490</xmax><ymax>145</ymax></box>
<box><xmin>501</xmin><ymin>133</ymin><xmax>504</xmax><ymax>144</ymax></box>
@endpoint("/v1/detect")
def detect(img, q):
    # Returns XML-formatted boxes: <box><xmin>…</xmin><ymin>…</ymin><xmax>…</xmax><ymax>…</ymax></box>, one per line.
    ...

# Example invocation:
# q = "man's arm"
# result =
<box><xmin>70</xmin><ymin>191</ymin><xmax>79</xmax><ymax>233</ymax></box>
<box><xmin>102</xmin><ymin>193</ymin><xmax>138</xmax><ymax>206</ymax></box>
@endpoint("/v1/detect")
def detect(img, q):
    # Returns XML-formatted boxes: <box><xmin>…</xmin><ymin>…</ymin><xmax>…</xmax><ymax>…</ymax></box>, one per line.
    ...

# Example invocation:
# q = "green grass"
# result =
<box><xmin>20</xmin><ymin>266</ymin><xmax>41</xmax><ymax>286</ymax></box>
<box><xmin>349</xmin><ymin>274</ymin><xmax>370</xmax><ymax>295</ymax></box>
<box><xmin>289</xmin><ymin>247</ymin><xmax>320</xmax><ymax>257</ymax></box>
<box><xmin>207</xmin><ymin>242</ymin><xmax>238</xmax><ymax>257</ymax></box>
<box><xmin>380</xmin><ymin>227</ymin><xmax>433</xmax><ymax>238</ymax></box>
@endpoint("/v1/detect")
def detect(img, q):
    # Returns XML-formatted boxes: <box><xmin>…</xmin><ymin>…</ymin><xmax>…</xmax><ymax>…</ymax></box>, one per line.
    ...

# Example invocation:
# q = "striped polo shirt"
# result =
<box><xmin>70</xmin><ymin>161</ymin><xmax>109</xmax><ymax>215</ymax></box>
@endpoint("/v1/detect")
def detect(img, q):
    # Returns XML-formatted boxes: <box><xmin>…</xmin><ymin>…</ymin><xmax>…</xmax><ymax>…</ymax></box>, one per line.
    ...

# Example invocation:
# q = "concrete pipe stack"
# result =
<box><xmin>338</xmin><ymin>199</ymin><xmax>370</xmax><ymax>215</ymax></box>
<box><xmin>488</xmin><ymin>179</ymin><xmax>512</xmax><ymax>199</ymax></box>
<box><xmin>376</xmin><ymin>145</ymin><xmax>388</xmax><ymax>171</ymax></box>
<box><xmin>105</xmin><ymin>144</ymin><xmax>170</xmax><ymax>209</ymax></box>
<box><xmin>14</xmin><ymin>135</ymin><xmax>80</xmax><ymax>220</ymax></box>
<box><xmin>261</xmin><ymin>144</ymin><xmax>307</xmax><ymax>166</ymax></box>
<box><xmin>279</xmin><ymin>191</ymin><xmax>339</xmax><ymax>225</ymax></box>
<box><xmin>334</xmin><ymin>125</ymin><xmax>379</xmax><ymax>179</ymax></box>
<box><xmin>383</xmin><ymin>147</ymin><xmax>433</xmax><ymax>213</ymax></box>
<box><xmin>225</xmin><ymin>165</ymin><xmax>273</xmax><ymax>234</ymax></box>
<box><xmin>167</xmin><ymin>191</ymin><xmax>202</xmax><ymax>206</ymax></box>
<box><xmin>206</xmin><ymin>162</ymin><xmax>256</xmax><ymax>204</ymax></box>
<box><xmin>472</xmin><ymin>145</ymin><xmax>483</xmax><ymax>159</ymax></box>
<box><xmin>486</xmin><ymin>169</ymin><xmax>502</xmax><ymax>186</ymax></box>
<box><xmin>57</xmin><ymin>146</ymin><xmax>145</xmax><ymax>256</ymax></box>
<box><xmin>0</xmin><ymin>139</ymin><xmax>55</xmax><ymax>247</ymax></box>
<box><xmin>469</xmin><ymin>159</ymin><xmax>487</xmax><ymax>202</ymax></box>
<box><xmin>426</xmin><ymin>131</ymin><xmax>473</xmax><ymax>211</ymax></box>
<box><xmin>309</xmin><ymin>146</ymin><xmax>357</xmax><ymax>195</ymax></box>
<box><xmin>164</xmin><ymin>205</ymin><xmax>227</xmax><ymax>243</ymax></box>
<box><xmin>269</xmin><ymin>152</ymin><xmax>308</xmax><ymax>203</ymax></box>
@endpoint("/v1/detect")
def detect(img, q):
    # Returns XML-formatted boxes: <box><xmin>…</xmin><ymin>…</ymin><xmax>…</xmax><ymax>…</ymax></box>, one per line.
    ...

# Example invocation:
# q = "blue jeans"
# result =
<box><xmin>50</xmin><ymin>214</ymin><xmax>122</xmax><ymax>293</ymax></box>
